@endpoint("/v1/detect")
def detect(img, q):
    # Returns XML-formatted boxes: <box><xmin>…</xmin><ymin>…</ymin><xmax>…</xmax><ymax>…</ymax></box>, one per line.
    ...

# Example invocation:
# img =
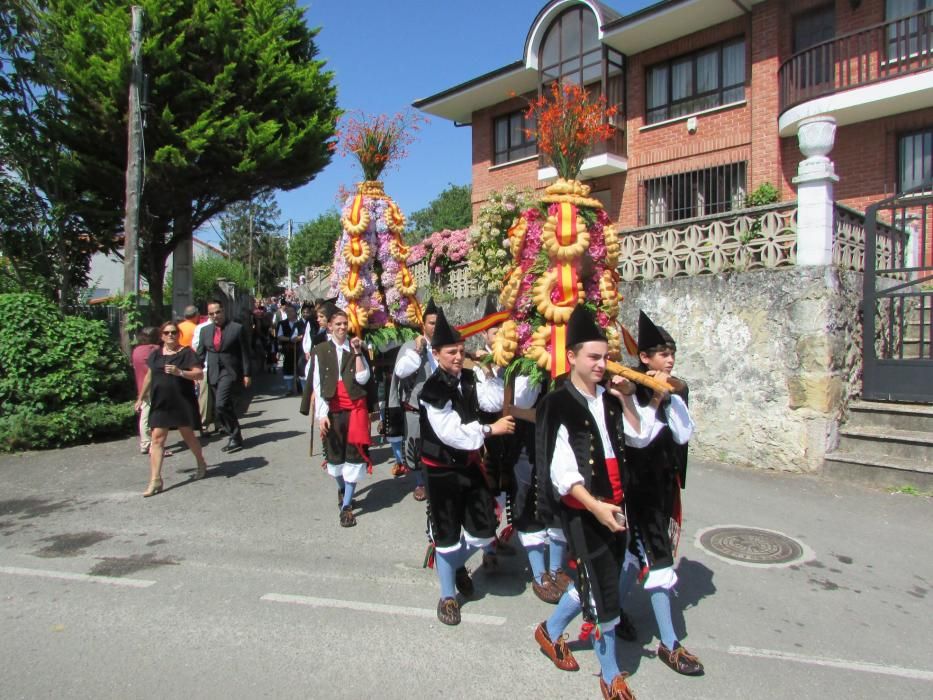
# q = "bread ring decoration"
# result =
<box><xmin>340</xmin><ymin>276</ymin><xmax>364</xmax><ymax>301</ymax></box>
<box><xmin>541</xmin><ymin>214</ymin><xmax>591</xmax><ymax>262</ymax></box>
<box><xmin>491</xmin><ymin>320</ymin><xmax>518</xmax><ymax>367</ymax></box>
<box><xmin>525</xmin><ymin>324</ymin><xmax>552</xmax><ymax>371</ymax></box>
<box><xmin>532</xmin><ymin>270</ymin><xmax>583</xmax><ymax>324</ymax></box>
<box><xmin>395</xmin><ymin>266</ymin><xmax>418</xmax><ymax>297</ymax></box>
<box><xmin>498</xmin><ymin>266</ymin><xmax>522</xmax><ymax>311</ymax></box>
<box><xmin>599</xmin><ymin>270</ymin><xmax>619</xmax><ymax>310</ymax></box>
<box><xmin>389</xmin><ymin>238</ymin><xmax>410</xmax><ymax>262</ymax></box>
<box><xmin>405</xmin><ymin>303</ymin><xmax>422</xmax><ymax>327</ymax></box>
<box><xmin>603</xmin><ymin>224</ymin><xmax>620</xmax><ymax>268</ymax></box>
<box><xmin>605</xmin><ymin>325</ymin><xmax>621</xmax><ymax>359</ymax></box>
<box><xmin>507</xmin><ymin>217</ymin><xmax>528</xmax><ymax>259</ymax></box>
<box><xmin>341</xmin><ymin>207</ymin><xmax>370</xmax><ymax>236</ymax></box>
<box><xmin>342</xmin><ymin>238</ymin><xmax>371</xmax><ymax>267</ymax></box>
<box><xmin>385</xmin><ymin>201</ymin><xmax>406</xmax><ymax>234</ymax></box>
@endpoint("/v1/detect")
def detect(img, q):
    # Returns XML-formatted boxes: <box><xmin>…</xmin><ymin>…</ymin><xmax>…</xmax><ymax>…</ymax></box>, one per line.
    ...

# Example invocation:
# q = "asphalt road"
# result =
<box><xmin>1</xmin><ymin>374</ymin><xmax>931</xmax><ymax>699</ymax></box>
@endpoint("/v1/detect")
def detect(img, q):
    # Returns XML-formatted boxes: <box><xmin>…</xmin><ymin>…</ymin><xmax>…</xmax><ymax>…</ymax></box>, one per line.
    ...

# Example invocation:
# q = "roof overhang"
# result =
<box><xmin>601</xmin><ymin>0</ymin><xmax>767</xmax><ymax>55</ymax></box>
<box><xmin>412</xmin><ymin>61</ymin><xmax>535</xmax><ymax>125</ymax></box>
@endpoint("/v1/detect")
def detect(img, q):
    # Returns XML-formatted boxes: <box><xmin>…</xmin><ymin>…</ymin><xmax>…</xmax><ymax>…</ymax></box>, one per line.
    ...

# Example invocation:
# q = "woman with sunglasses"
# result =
<box><xmin>134</xmin><ymin>321</ymin><xmax>209</xmax><ymax>496</ymax></box>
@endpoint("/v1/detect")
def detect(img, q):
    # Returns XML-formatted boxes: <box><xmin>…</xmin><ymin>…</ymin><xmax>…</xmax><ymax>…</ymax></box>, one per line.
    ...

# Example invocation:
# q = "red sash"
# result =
<box><xmin>561</xmin><ymin>457</ymin><xmax>623</xmax><ymax>509</ymax></box>
<box><xmin>330</xmin><ymin>379</ymin><xmax>373</xmax><ymax>472</ymax></box>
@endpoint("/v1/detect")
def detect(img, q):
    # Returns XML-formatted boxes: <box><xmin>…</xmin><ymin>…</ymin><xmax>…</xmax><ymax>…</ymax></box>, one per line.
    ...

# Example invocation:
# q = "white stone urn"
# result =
<box><xmin>797</xmin><ymin>115</ymin><xmax>837</xmax><ymax>162</ymax></box>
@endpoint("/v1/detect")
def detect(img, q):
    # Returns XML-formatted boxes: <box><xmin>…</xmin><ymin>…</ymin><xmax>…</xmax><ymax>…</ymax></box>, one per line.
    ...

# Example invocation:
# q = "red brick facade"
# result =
<box><xmin>467</xmin><ymin>0</ymin><xmax>932</xmax><ymax>234</ymax></box>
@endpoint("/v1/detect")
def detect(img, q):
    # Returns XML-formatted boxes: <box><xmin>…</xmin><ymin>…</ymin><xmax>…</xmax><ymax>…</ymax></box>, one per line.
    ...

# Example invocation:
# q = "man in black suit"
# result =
<box><xmin>198</xmin><ymin>300</ymin><xmax>252</xmax><ymax>452</ymax></box>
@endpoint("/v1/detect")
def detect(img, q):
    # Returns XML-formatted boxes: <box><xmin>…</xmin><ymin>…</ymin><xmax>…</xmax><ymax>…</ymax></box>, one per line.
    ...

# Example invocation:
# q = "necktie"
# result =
<box><xmin>213</xmin><ymin>325</ymin><xmax>222</xmax><ymax>351</ymax></box>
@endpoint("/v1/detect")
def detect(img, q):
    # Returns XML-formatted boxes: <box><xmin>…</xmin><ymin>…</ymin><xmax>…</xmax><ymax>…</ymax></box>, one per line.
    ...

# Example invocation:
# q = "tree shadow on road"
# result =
<box><xmin>209</xmin><ymin>455</ymin><xmax>270</xmax><ymax>479</ymax></box>
<box><xmin>239</xmin><ymin>417</ymin><xmax>288</xmax><ymax>430</ymax></box>
<box><xmin>243</xmin><ymin>430</ymin><xmax>303</xmax><ymax>448</ymax></box>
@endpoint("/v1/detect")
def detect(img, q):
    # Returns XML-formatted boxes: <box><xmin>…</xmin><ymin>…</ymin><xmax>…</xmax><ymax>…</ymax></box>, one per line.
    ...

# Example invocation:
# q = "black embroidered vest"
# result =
<box><xmin>419</xmin><ymin>369</ymin><xmax>480</xmax><ymax>468</ymax></box>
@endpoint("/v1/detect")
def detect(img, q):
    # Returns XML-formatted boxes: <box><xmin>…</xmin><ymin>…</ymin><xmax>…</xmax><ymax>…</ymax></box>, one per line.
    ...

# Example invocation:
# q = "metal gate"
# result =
<box><xmin>862</xmin><ymin>191</ymin><xmax>933</xmax><ymax>403</ymax></box>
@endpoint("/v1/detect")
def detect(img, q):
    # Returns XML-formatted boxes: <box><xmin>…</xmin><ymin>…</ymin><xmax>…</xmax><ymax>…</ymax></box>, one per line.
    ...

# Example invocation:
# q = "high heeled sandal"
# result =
<box><xmin>142</xmin><ymin>478</ymin><xmax>163</xmax><ymax>497</ymax></box>
<box><xmin>193</xmin><ymin>463</ymin><xmax>208</xmax><ymax>480</ymax></box>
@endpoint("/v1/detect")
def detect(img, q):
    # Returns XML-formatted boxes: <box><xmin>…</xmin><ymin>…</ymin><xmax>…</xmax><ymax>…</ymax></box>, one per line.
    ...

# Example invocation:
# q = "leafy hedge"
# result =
<box><xmin>0</xmin><ymin>293</ymin><xmax>135</xmax><ymax>451</ymax></box>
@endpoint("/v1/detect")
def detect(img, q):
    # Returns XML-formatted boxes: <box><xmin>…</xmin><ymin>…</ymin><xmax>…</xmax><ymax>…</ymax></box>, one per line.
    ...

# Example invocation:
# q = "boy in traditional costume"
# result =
<box><xmin>617</xmin><ymin>311</ymin><xmax>702</xmax><ymax>676</ymax></box>
<box><xmin>418</xmin><ymin>308</ymin><xmax>515</xmax><ymax>625</ymax></box>
<box><xmin>389</xmin><ymin>298</ymin><xmax>440</xmax><ymax>501</ymax></box>
<box><xmin>311</xmin><ymin>306</ymin><xmax>372</xmax><ymax>528</ymax></box>
<box><xmin>533</xmin><ymin>305</ymin><xmax>655</xmax><ymax>700</ymax></box>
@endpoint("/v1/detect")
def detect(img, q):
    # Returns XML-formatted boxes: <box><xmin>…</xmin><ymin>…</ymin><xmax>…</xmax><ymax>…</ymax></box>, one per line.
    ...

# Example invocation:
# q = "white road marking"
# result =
<box><xmin>0</xmin><ymin>565</ymin><xmax>156</xmax><ymax>589</ymax></box>
<box><xmin>261</xmin><ymin>592</ymin><xmax>507</xmax><ymax>626</ymax></box>
<box><xmin>729</xmin><ymin>646</ymin><xmax>933</xmax><ymax>682</ymax></box>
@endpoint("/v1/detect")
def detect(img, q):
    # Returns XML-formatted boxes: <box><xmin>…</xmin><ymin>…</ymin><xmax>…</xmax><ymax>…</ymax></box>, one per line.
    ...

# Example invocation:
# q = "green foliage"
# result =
<box><xmin>747</xmin><ymin>182</ymin><xmax>780</xmax><ymax>207</ymax></box>
<box><xmin>110</xmin><ymin>293</ymin><xmax>146</xmax><ymax>338</ymax></box>
<box><xmin>218</xmin><ymin>192</ymin><xmax>286</xmax><ymax>296</ymax></box>
<box><xmin>289</xmin><ymin>209</ymin><xmax>342</xmax><ymax>271</ymax></box>
<box><xmin>166</xmin><ymin>255</ymin><xmax>251</xmax><ymax>308</ymax></box>
<box><xmin>407</xmin><ymin>183</ymin><xmax>472</xmax><ymax>242</ymax></box>
<box><xmin>0</xmin><ymin>293</ymin><xmax>135</xmax><ymax>450</ymax></box>
<box><xmin>364</xmin><ymin>325</ymin><xmax>418</xmax><ymax>353</ymax></box>
<box><xmin>503</xmin><ymin>356</ymin><xmax>547</xmax><ymax>390</ymax></box>
<box><xmin>3</xmin><ymin>0</ymin><xmax>340</xmax><ymax>317</ymax></box>
<box><xmin>467</xmin><ymin>185</ymin><xmax>536</xmax><ymax>293</ymax></box>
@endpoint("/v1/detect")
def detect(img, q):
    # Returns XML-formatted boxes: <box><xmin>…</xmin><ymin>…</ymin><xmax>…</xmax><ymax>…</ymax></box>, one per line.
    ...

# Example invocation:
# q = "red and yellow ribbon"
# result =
<box><xmin>456</xmin><ymin>310</ymin><xmax>511</xmax><ymax>340</ymax></box>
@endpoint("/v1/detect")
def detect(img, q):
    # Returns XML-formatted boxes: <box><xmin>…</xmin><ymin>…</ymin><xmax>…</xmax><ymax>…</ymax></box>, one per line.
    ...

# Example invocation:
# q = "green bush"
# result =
<box><xmin>165</xmin><ymin>255</ymin><xmax>252</xmax><ymax>308</ymax></box>
<box><xmin>0</xmin><ymin>292</ymin><xmax>135</xmax><ymax>451</ymax></box>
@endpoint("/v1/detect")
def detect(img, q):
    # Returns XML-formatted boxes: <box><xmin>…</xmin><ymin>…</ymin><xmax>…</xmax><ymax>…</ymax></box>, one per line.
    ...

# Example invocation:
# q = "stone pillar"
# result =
<box><xmin>793</xmin><ymin>115</ymin><xmax>839</xmax><ymax>267</ymax></box>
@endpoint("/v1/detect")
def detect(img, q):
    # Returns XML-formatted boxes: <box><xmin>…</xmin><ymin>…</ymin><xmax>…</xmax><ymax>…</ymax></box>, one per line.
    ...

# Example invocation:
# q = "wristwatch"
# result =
<box><xmin>482</xmin><ymin>424</ymin><xmax>492</xmax><ymax>437</ymax></box>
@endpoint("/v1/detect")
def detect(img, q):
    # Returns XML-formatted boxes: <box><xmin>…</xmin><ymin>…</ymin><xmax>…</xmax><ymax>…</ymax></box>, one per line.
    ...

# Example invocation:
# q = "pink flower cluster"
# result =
<box><xmin>409</xmin><ymin>228</ymin><xmax>471</xmax><ymax>274</ymax></box>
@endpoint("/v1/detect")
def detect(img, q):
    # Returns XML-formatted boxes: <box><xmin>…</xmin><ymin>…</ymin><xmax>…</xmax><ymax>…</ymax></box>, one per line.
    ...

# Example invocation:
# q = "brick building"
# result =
<box><xmin>414</xmin><ymin>0</ymin><xmax>933</xmax><ymax>240</ymax></box>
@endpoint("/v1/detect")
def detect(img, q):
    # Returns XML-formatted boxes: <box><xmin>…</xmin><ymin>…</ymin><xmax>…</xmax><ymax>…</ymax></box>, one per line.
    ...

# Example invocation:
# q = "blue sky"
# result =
<box><xmin>262</xmin><ymin>0</ymin><xmax>652</xmax><ymax>232</ymax></box>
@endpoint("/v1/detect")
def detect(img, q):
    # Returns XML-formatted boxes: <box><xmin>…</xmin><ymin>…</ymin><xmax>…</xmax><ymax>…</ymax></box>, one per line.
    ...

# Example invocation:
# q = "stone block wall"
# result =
<box><xmin>617</xmin><ymin>265</ymin><xmax>863</xmax><ymax>472</ymax></box>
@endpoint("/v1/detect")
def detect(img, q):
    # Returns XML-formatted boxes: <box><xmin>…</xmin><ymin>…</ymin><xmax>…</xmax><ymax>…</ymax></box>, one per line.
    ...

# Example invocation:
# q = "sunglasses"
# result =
<box><xmin>162</xmin><ymin>330</ymin><xmax>179</xmax><ymax>336</ymax></box>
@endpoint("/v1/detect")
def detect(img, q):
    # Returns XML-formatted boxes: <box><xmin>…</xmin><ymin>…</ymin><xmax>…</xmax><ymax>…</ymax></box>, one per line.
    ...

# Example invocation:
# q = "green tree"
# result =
<box><xmin>3</xmin><ymin>0</ymin><xmax>339</xmax><ymax>318</ymax></box>
<box><xmin>217</xmin><ymin>192</ymin><xmax>286</xmax><ymax>296</ymax></box>
<box><xmin>165</xmin><ymin>254</ymin><xmax>251</xmax><ymax>308</ymax></box>
<box><xmin>407</xmin><ymin>183</ymin><xmax>472</xmax><ymax>242</ymax></box>
<box><xmin>0</xmin><ymin>3</ymin><xmax>122</xmax><ymax>305</ymax></box>
<box><xmin>288</xmin><ymin>209</ymin><xmax>341</xmax><ymax>271</ymax></box>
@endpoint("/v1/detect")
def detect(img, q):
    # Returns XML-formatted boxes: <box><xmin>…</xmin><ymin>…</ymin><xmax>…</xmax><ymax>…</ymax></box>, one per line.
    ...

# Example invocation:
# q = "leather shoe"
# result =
<box><xmin>454</xmin><ymin>566</ymin><xmax>474</xmax><ymax>597</ymax></box>
<box><xmin>436</xmin><ymin>597</ymin><xmax>460</xmax><ymax>625</ymax></box>
<box><xmin>531</xmin><ymin>572</ymin><xmax>562</xmax><ymax>604</ymax></box>
<box><xmin>657</xmin><ymin>642</ymin><xmax>704</xmax><ymax>675</ymax></box>
<box><xmin>534</xmin><ymin>621</ymin><xmax>579</xmax><ymax>671</ymax></box>
<box><xmin>552</xmin><ymin>567</ymin><xmax>573</xmax><ymax>592</ymax></box>
<box><xmin>339</xmin><ymin>506</ymin><xmax>356</xmax><ymax>528</ymax></box>
<box><xmin>599</xmin><ymin>673</ymin><xmax>637</xmax><ymax>699</ymax></box>
<box><xmin>221</xmin><ymin>439</ymin><xmax>243</xmax><ymax>453</ymax></box>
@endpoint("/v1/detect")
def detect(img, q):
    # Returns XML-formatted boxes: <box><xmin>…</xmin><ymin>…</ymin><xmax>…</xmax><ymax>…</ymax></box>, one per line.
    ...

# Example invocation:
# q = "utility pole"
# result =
<box><xmin>247</xmin><ymin>205</ymin><xmax>254</xmax><ymax>293</ymax></box>
<box><xmin>121</xmin><ymin>5</ymin><xmax>143</xmax><ymax>354</ymax></box>
<box><xmin>287</xmin><ymin>218</ymin><xmax>293</xmax><ymax>290</ymax></box>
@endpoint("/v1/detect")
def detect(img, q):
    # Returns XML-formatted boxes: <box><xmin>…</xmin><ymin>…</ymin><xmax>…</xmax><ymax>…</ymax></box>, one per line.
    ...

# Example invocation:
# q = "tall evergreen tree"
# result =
<box><xmin>218</xmin><ymin>192</ymin><xmax>286</xmax><ymax>297</ymax></box>
<box><xmin>2</xmin><ymin>0</ymin><xmax>339</xmax><ymax>317</ymax></box>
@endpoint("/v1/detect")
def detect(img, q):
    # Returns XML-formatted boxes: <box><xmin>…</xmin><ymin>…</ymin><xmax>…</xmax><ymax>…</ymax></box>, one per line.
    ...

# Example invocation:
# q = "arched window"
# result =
<box><xmin>538</xmin><ymin>5</ymin><xmax>624</xmax><ymax>126</ymax></box>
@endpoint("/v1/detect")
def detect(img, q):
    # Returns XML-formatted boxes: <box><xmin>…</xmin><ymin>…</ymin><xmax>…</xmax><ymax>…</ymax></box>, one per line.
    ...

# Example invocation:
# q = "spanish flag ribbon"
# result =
<box><xmin>456</xmin><ymin>310</ymin><xmax>511</xmax><ymax>339</ymax></box>
<box><xmin>556</xmin><ymin>202</ymin><xmax>577</xmax><ymax>245</ymax></box>
<box><xmin>347</xmin><ymin>301</ymin><xmax>362</xmax><ymax>337</ymax></box>
<box><xmin>409</xmin><ymin>297</ymin><xmax>424</xmax><ymax>328</ymax></box>
<box><xmin>621</xmin><ymin>324</ymin><xmax>639</xmax><ymax>357</ymax></box>
<box><xmin>555</xmin><ymin>263</ymin><xmax>578</xmax><ymax>307</ymax></box>
<box><xmin>387</xmin><ymin>201</ymin><xmax>405</xmax><ymax>229</ymax></box>
<box><xmin>550</xmin><ymin>322</ymin><xmax>569</xmax><ymax>378</ymax></box>
<box><xmin>349</xmin><ymin>193</ymin><xmax>364</xmax><ymax>226</ymax></box>
<box><xmin>347</xmin><ymin>264</ymin><xmax>359</xmax><ymax>291</ymax></box>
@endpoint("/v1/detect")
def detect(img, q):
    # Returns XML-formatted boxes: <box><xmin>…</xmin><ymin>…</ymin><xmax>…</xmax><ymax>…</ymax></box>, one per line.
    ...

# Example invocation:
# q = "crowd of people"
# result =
<box><xmin>129</xmin><ymin>294</ymin><xmax>700</xmax><ymax>700</ymax></box>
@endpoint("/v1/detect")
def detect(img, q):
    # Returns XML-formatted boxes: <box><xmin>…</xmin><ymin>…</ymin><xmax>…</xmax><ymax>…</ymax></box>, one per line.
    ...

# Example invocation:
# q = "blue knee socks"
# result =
<box><xmin>650</xmin><ymin>588</ymin><xmax>677</xmax><ymax>649</ymax></box>
<box><xmin>435</xmin><ymin>548</ymin><xmax>459</xmax><ymax>599</ymax></box>
<box><xmin>548</xmin><ymin>538</ymin><xmax>566</xmax><ymax>576</ymax></box>
<box><xmin>526</xmin><ymin>544</ymin><xmax>547</xmax><ymax>582</ymax></box>
<box><xmin>341</xmin><ymin>481</ymin><xmax>356</xmax><ymax>510</ymax></box>
<box><xmin>335</xmin><ymin>475</ymin><xmax>346</xmax><ymax>496</ymax></box>
<box><xmin>594</xmin><ymin>628</ymin><xmax>621</xmax><ymax>683</ymax></box>
<box><xmin>546</xmin><ymin>586</ymin><xmax>582</xmax><ymax>640</ymax></box>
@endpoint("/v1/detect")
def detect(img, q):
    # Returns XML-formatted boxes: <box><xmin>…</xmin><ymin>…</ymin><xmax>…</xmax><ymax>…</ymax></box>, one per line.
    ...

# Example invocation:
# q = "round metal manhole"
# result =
<box><xmin>695</xmin><ymin>525</ymin><xmax>813</xmax><ymax>569</ymax></box>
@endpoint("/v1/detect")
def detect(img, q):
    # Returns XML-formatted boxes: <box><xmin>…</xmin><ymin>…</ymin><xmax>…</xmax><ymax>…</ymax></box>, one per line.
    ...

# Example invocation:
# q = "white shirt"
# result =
<box><xmin>394</xmin><ymin>340</ymin><xmax>436</xmax><ymax>378</ymax></box>
<box><xmin>312</xmin><ymin>339</ymin><xmax>372</xmax><ymax>421</ymax></box>
<box><xmin>550</xmin><ymin>384</ymin><xmax>656</xmax><ymax>497</ymax></box>
<box><xmin>421</xmin><ymin>372</ymin><xmax>505</xmax><ymax>452</ymax></box>
<box><xmin>191</xmin><ymin>320</ymin><xmax>212</xmax><ymax>376</ymax></box>
<box><xmin>647</xmin><ymin>394</ymin><xmax>694</xmax><ymax>445</ymax></box>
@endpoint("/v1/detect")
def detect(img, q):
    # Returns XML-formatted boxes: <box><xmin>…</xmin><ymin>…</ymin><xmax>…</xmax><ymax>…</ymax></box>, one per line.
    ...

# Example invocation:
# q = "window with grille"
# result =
<box><xmin>646</xmin><ymin>38</ymin><xmax>745</xmax><ymax>125</ymax></box>
<box><xmin>493</xmin><ymin>110</ymin><xmax>536</xmax><ymax>165</ymax></box>
<box><xmin>898</xmin><ymin>129</ymin><xmax>933</xmax><ymax>193</ymax></box>
<box><xmin>640</xmin><ymin>162</ymin><xmax>748</xmax><ymax>226</ymax></box>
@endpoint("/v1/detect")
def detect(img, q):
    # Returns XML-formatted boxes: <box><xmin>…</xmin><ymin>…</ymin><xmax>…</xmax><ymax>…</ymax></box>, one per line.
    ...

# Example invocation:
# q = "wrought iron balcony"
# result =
<box><xmin>779</xmin><ymin>8</ymin><xmax>933</xmax><ymax>114</ymax></box>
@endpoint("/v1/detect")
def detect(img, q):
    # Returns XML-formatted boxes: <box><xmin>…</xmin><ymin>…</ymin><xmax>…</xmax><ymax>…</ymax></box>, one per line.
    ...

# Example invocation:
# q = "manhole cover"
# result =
<box><xmin>695</xmin><ymin>525</ymin><xmax>812</xmax><ymax>568</ymax></box>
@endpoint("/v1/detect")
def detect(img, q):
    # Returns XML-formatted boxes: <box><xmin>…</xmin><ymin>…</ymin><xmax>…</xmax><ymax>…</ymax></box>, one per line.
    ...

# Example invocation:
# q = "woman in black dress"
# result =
<box><xmin>134</xmin><ymin>321</ymin><xmax>209</xmax><ymax>497</ymax></box>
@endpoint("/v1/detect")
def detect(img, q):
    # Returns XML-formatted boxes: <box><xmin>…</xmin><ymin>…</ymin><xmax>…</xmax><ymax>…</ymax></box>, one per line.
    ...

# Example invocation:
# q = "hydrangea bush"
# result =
<box><xmin>467</xmin><ymin>185</ymin><xmax>536</xmax><ymax>293</ymax></box>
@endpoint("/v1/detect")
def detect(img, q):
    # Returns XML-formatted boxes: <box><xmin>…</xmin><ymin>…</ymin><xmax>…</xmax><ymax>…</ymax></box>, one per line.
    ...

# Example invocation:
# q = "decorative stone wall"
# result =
<box><xmin>617</xmin><ymin>265</ymin><xmax>863</xmax><ymax>472</ymax></box>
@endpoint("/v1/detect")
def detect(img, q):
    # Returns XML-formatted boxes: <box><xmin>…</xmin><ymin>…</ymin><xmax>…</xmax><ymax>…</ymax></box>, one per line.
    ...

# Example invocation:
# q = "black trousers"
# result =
<box><xmin>212</xmin><ymin>372</ymin><xmax>242</xmax><ymax>443</ymax></box>
<box><xmin>423</xmin><ymin>464</ymin><xmax>497</xmax><ymax>549</ymax></box>
<box><xmin>562</xmin><ymin>506</ymin><xmax>627</xmax><ymax>624</ymax></box>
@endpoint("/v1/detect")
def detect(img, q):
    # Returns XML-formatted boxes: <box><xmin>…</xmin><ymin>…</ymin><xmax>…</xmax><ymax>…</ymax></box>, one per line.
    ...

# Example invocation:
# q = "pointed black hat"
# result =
<box><xmin>637</xmin><ymin>310</ymin><xmax>676</xmax><ymax>352</ymax></box>
<box><xmin>566</xmin><ymin>305</ymin><xmax>606</xmax><ymax>347</ymax></box>
<box><xmin>431</xmin><ymin>307</ymin><xmax>462</xmax><ymax>348</ymax></box>
<box><xmin>423</xmin><ymin>297</ymin><xmax>439</xmax><ymax>317</ymax></box>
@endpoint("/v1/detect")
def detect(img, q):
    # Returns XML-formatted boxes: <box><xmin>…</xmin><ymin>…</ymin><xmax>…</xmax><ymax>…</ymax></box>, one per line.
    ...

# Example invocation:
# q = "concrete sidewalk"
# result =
<box><xmin>0</xmin><ymin>372</ymin><xmax>931</xmax><ymax>699</ymax></box>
